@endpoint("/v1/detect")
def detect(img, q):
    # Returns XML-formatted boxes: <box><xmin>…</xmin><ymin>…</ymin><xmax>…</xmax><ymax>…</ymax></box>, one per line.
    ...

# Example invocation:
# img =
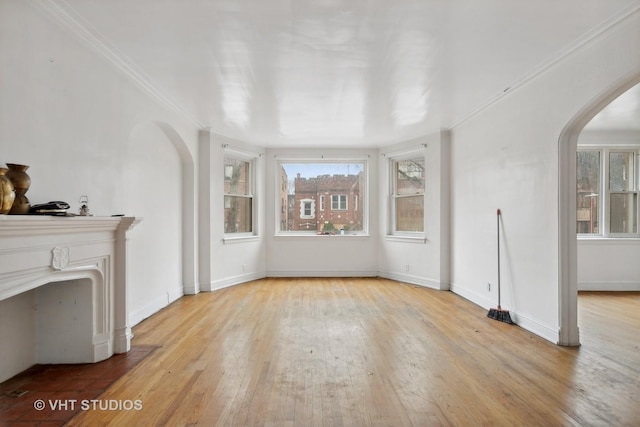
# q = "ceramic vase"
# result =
<box><xmin>6</xmin><ymin>163</ymin><xmax>31</xmax><ymax>215</ymax></box>
<box><xmin>0</xmin><ymin>167</ymin><xmax>16</xmax><ymax>214</ymax></box>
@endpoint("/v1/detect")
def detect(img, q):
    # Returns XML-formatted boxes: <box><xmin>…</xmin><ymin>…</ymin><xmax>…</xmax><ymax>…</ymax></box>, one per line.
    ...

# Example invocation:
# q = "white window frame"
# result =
<box><xmin>577</xmin><ymin>146</ymin><xmax>640</xmax><ymax>238</ymax></box>
<box><xmin>275</xmin><ymin>157</ymin><xmax>369</xmax><ymax>236</ymax></box>
<box><xmin>389</xmin><ymin>151</ymin><xmax>426</xmax><ymax>240</ymax></box>
<box><xmin>223</xmin><ymin>151</ymin><xmax>258</xmax><ymax>241</ymax></box>
<box><xmin>300</xmin><ymin>199</ymin><xmax>315</xmax><ymax>219</ymax></box>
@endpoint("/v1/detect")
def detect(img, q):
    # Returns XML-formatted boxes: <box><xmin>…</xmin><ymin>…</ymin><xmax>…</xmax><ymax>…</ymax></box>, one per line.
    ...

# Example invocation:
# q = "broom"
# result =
<box><xmin>487</xmin><ymin>209</ymin><xmax>514</xmax><ymax>324</ymax></box>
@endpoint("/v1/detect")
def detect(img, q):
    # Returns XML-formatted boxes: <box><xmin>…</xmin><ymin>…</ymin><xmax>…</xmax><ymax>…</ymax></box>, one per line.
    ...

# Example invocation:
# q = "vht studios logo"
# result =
<box><xmin>33</xmin><ymin>399</ymin><xmax>143</xmax><ymax>411</ymax></box>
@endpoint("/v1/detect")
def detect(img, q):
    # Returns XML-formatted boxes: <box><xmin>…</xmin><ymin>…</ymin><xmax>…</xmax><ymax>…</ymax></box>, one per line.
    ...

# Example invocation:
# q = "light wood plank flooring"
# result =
<box><xmin>68</xmin><ymin>278</ymin><xmax>640</xmax><ymax>426</ymax></box>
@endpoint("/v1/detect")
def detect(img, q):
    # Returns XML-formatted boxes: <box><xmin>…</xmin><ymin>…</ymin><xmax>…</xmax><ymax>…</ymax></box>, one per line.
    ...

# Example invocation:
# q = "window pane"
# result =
<box><xmin>279</xmin><ymin>162</ymin><xmax>365</xmax><ymax>233</ymax></box>
<box><xmin>576</xmin><ymin>151</ymin><xmax>600</xmax><ymax>234</ymax></box>
<box><xmin>301</xmin><ymin>200</ymin><xmax>314</xmax><ymax>218</ymax></box>
<box><xmin>609</xmin><ymin>152</ymin><xmax>634</xmax><ymax>191</ymax></box>
<box><xmin>395</xmin><ymin>158</ymin><xmax>425</xmax><ymax>196</ymax></box>
<box><xmin>224</xmin><ymin>158</ymin><xmax>250</xmax><ymax>195</ymax></box>
<box><xmin>331</xmin><ymin>194</ymin><xmax>347</xmax><ymax>210</ymax></box>
<box><xmin>224</xmin><ymin>196</ymin><xmax>252</xmax><ymax>233</ymax></box>
<box><xmin>610</xmin><ymin>193</ymin><xmax>637</xmax><ymax>233</ymax></box>
<box><xmin>395</xmin><ymin>195</ymin><xmax>424</xmax><ymax>232</ymax></box>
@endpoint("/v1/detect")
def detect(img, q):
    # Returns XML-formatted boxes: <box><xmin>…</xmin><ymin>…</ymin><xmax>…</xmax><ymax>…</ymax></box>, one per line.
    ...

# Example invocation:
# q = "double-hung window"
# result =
<box><xmin>577</xmin><ymin>148</ymin><xmax>640</xmax><ymax>236</ymax></box>
<box><xmin>224</xmin><ymin>156</ymin><xmax>254</xmax><ymax>234</ymax></box>
<box><xmin>390</xmin><ymin>155</ymin><xmax>425</xmax><ymax>235</ymax></box>
<box><xmin>608</xmin><ymin>151</ymin><xmax>639</xmax><ymax>234</ymax></box>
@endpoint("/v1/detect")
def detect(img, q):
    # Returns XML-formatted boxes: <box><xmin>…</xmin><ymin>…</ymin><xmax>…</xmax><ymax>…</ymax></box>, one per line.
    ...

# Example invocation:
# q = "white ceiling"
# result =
<box><xmin>52</xmin><ymin>0</ymin><xmax>640</xmax><ymax>146</ymax></box>
<box><xmin>584</xmin><ymin>83</ymin><xmax>640</xmax><ymax>131</ymax></box>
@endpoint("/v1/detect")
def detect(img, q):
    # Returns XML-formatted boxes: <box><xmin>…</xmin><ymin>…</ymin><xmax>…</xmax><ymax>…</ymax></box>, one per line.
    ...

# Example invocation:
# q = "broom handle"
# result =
<box><xmin>497</xmin><ymin>209</ymin><xmax>501</xmax><ymax>309</ymax></box>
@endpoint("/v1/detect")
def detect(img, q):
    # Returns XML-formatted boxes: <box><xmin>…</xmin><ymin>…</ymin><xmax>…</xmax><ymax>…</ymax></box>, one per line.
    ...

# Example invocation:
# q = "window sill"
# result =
<box><xmin>578</xmin><ymin>236</ymin><xmax>640</xmax><ymax>242</ymax></box>
<box><xmin>274</xmin><ymin>233</ymin><xmax>370</xmax><ymax>239</ymax></box>
<box><xmin>223</xmin><ymin>235</ymin><xmax>260</xmax><ymax>244</ymax></box>
<box><xmin>385</xmin><ymin>235</ymin><xmax>427</xmax><ymax>244</ymax></box>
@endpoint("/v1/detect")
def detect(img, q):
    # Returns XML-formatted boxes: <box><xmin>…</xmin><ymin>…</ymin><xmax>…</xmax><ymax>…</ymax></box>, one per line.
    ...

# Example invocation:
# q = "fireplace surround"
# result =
<box><xmin>0</xmin><ymin>215</ymin><xmax>141</xmax><ymax>381</ymax></box>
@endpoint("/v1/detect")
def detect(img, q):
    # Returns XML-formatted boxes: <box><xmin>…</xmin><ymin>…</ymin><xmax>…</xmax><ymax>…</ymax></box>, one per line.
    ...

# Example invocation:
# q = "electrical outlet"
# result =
<box><xmin>404</xmin><ymin>264</ymin><xmax>410</xmax><ymax>271</ymax></box>
<box><xmin>242</xmin><ymin>264</ymin><xmax>246</xmax><ymax>271</ymax></box>
<box><xmin>487</xmin><ymin>283</ymin><xmax>491</xmax><ymax>291</ymax></box>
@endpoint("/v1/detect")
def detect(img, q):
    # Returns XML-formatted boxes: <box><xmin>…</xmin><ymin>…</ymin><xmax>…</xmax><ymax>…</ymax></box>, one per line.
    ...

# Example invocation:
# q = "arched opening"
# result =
<box><xmin>558</xmin><ymin>71</ymin><xmax>640</xmax><ymax>346</ymax></box>
<box><xmin>130</xmin><ymin>121</ymin><xmax>197</xmax><ymax>296</ymax></box>
<box><xmin>154</xmin><ymin>122</ymin><xmax>198</xmax><ymax>295</ymax></box>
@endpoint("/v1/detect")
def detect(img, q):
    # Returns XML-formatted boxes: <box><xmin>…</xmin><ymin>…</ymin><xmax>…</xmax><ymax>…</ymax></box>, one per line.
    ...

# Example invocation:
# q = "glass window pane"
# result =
<box><xmin>279</xmin><ymin>162</ymin><xmax>365</xmax><ymax>233</ymax></box>
<box><xmin>610</xmin><ymin>193</ymin><xmax>637</xmax><ymax>233</ymax></box>
<box><xmin>331</xmin><ymin>194</ymin><xmax>347</xmax><ymax>210</ymax></box>
<box><xmin>609</xmin><ymin>152</ymin><xmax>634</xmax><ymax>191</ymax></box>
<box><xmin>224</xmin><ymin>158</ymin><xmax>250</xmax><ymax>195</ymax></box>
<box><xmin>576</xmin><ymin>151</ymin><xmax>600</xmax><ymax>234</ymax></box>
<box><xmin>224</xmin><ymin>196</ymin><xmax>252</xmax><ymax>233</ymax></box>
<box><xmin>395</xmin><ymin>195</ymin><xmax>424</xmax><ymax>232</ymax></box>
<box><xmin>395</xmin><ymin>158</ymin><xmax>425</xmax><ymax>196</ymax></box>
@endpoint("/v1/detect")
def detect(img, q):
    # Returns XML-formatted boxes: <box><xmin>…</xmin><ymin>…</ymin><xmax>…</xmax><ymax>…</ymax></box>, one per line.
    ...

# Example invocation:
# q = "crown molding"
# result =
<box><xmin>448</xmin><ymin>2</ymin><xmax>640</xmax><ymax>130</ymax></box>
<box><xmin>31</xmin><ymin>0</ymin><xmax>204</xmax><ymax>129</ymax></box>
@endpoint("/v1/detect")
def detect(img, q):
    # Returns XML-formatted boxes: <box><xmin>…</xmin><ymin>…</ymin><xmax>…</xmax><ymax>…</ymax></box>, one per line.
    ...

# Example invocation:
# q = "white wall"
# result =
<box><xmin>577</xmin><ymin>129</ymin><xmax>640</xmax><ymax>291</ymax></box>
<box><xmin>125</xmin><ymin>123</ymin><xmax>184</xmax><ymax>323</ymax></box>
<box><xmin>199</xmin><ymin>132</ymin><xmax>266</xmax><ymax>290</ymax></box>
<box><xmin>0</xmin><ymin>0</ymin><xmax>199</xmax><ymax>335</ymax></box>
<box><xmin>377</xmin><ymin>132</ymin><xmax>450</xmax><ymax>289</ymax></box>
<box><xmin>449</xmin><ymin>8</ymin><xmax>640</xmax><ymax>343</ymax></box>
<box><xmin>578</xmin><ymin>239</ymin><xmax>640</xmax><ymax>290</ymax></box>
<box><xmin>265</xmin><ymin>147</ymin><xmax>379</xmax><ymax>276</ymax></box>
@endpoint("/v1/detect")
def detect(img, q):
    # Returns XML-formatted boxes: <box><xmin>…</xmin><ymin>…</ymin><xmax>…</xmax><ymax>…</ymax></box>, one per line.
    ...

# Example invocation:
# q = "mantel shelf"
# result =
<box><xmin>0</xmin><ymin>215</ymin><xmax>142</xmax><ymax>236</ymax></box>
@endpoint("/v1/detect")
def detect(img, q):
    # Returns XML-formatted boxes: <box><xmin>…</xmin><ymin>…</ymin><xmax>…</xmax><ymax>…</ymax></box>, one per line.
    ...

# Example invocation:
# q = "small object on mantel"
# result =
<box><xmin>111</xmin><ymin>214</ymin><xmax>125</xmax><ymax>217</ymax></box>
<box><xmin>78</xmin><ymin>195</ymin><xmax>92</xmax><ymax>216</ymax></box>
<box><xmin>29</xmin><ymin>201</ymin><xmax>70</xmax><ymax>216</ymax></box>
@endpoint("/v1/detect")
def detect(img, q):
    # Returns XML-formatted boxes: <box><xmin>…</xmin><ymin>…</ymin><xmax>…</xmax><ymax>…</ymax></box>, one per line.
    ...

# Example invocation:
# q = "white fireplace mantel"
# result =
<box><xmin>0</xmin><ymin>215</ymin><xmax>141</xmax><ymax>367</ymax></box>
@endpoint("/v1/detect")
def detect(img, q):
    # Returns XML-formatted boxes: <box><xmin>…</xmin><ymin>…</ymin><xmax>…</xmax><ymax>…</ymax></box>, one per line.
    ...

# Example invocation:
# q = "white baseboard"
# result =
<box><xmin>511</xmin><ymin>311</ymin><xmax>560</xmax><ymax>344</ymax></box>
<box><xmin>130</xmin><ymin>285</ymin><xmax>184</xmax><ymax>327</ymax></box>
<box><xmin>378</xmin><ymin>271</ymin><xmax>447</xmax><ymax>290</ymax></box>
<box><xmin>449</xmin><ymin>282</ymin><xmax>494</xmax><ymax>309</ymax></box>
<box><xmin>182</xmin><ymin>282</ymin><xmax>200</xmax><ymax>295</ymax></box>
<box><xmin>168</xmin><ymin>285</ymin><xmax>184</xmax><ymax>303</ymax></box>
<box><xmin>203</xmin><ymin>272</ymin><xmax>267</xmax><ymax>292</ymax></box>
<box><xmin>449</xmin><ymin>282</ymin><xmax>559</xmax><ymax>345</ymax></box>
<box><xmin>266</xmin><ymin>270</ymin><xmax>378</xmax><ymax>278</ymax></box>
<box><xmin>578</xmin><ymin>282</ymin><xmax>640</xmax><ymax>291</ymax></box>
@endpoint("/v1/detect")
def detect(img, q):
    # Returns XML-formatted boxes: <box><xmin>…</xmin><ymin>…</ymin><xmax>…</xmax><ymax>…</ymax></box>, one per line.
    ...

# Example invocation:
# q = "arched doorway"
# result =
<box><xmin>557</xmin><ymin>71</ymin><xmax>640</xmax><ymax>346</ymax></box>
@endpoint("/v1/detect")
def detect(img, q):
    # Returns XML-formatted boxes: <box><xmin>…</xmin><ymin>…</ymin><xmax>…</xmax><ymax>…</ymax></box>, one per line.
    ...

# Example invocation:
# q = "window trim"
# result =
<box><xmin>275</xmin><ymin>157</ymin><xmax>369</xmax><ymax>236</ymax></box>
<box><xmin>577</xmin><ymin>146</ymin><xmax>640</xmax><ymax>239</ymax></box>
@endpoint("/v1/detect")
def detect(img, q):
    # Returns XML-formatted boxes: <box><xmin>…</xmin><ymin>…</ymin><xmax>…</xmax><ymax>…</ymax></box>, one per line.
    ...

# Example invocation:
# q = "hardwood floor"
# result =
<box><xmin>67</xmin><ymin>278</ymin><xmax>640</xmax><ymax>426</ymax></box>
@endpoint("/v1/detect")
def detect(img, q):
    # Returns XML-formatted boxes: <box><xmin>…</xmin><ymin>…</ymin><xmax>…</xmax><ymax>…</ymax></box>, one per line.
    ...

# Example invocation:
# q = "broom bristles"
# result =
<box><xmin>487</xmin><ymin>307</ymin><xmax>514</xmax><ymax>324</ymax></box>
